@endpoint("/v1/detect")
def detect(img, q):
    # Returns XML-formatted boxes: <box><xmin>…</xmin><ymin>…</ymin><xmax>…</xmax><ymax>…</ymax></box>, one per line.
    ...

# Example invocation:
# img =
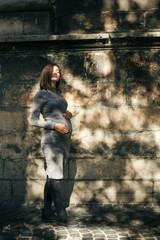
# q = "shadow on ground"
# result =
<box><xmin>0</xmin><ymin>203</ymin><xmax>160</xmax><ymax>239</ymax></box>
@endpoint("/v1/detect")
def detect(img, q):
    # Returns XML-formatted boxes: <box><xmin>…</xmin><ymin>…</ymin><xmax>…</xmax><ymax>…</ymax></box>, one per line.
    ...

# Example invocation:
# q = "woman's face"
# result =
<box><xmin>51</xmin><ymin>65</ymin><xmax>60</xmax><ymax>83</ymax></box>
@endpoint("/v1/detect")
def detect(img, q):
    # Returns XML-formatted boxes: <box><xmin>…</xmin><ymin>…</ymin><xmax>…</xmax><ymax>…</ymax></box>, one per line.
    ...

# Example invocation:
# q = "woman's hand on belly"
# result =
<box><xmin>63</xmin><ymin>110</ymin><xmax>72</xmax><ymax>120</ymax></box>
<box><xmin>55</xmin><ymin>123</ymin><xmax>69</xmax><ymax>134</ymax></box>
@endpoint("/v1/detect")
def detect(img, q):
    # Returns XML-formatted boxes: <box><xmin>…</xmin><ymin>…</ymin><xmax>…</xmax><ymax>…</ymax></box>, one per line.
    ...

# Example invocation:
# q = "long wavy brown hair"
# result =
<box><xmin>40</xmin><ymin>63</ymin><xmax>61</xmax><ymax>92</ymax></box>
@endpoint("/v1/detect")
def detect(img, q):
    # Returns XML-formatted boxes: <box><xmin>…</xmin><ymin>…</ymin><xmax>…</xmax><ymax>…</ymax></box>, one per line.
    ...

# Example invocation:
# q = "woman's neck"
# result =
<box><xmin>50</xmin><ymin>82</ymin><xmax>56</xmax><ymax>88</ymax></box>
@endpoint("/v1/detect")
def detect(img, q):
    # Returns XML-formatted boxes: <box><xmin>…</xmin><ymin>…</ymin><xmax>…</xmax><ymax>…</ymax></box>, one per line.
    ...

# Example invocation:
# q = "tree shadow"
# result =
<box><xmin>78</xmin><ymin>202</ymin><xmax>160</xmax><ymax>233</ymax></box>
<box><xmin>0</xmin><ymin>0</ymin><xmax>160</xmax><ymax>221</ymax></box>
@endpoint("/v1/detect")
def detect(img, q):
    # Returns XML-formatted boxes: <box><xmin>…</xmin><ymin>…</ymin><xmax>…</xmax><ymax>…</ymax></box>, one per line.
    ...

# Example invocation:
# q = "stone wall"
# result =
<box><xmin>0</xmin><ymin>0</ymin><xmax>160</xmax><ymax>204</ymax></box>
<box><xmin>55</xmin><ymin>0</ymin><xmax>160</xmax><ymax>34</ymax></box>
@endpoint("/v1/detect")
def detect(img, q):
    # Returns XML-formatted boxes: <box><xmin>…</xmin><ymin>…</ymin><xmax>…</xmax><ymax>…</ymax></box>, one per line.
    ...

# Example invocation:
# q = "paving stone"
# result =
<box><xmin>82</xmin><ymin>233</ymin><xmax>93</xmax><ymax>237</ymax></box>
<box><xmin>32</xmin><ymin>237</ymin><xmax>42</xmax><ymax>240</ymax></box>
<box><xmin>18</xmin><ymin>238</ymin><xmax>31</xmax><ymax>240</ymax></box>
<box><xmin>57</xmin><ymin>235</ymin><xmax>67</xmax><ymax>239</ymax></box>
<box><xmin>129</xmin><ymin>234</ymin><xmax>142</xmax><ymax>238</ymax></box>
<box><xmin>107</xmin><ymin>235</ymin><xmax>118</xmax><ymax>238</ymax></box>
<box><xmin>119</xmin><ymin>238</ymin><xmax>130</xmax><ymax>240</ymax></box>
<box><xmin>143</xmin><ymin>238</ymin><xmax>155</xmax><ymax>240</ymax></box>
<box><xmin>142</xmin><ymin>233</ymin><xmax>154</xmax><ymax>237</ymax></box>
<box><xmin>119</xmin><ymin>233</ymin><xmax>129</xmax><ymax>236</ymax></box>
<box><xmin>94</xmin><ymin>238</ymin><xmax>106</xmax><ymax>240</ymax></box>
<box><xmin>103</xmin><ymin>230</ymin><xmax>116</xmax><ymax>234</ymax></box>
<box><xmin>94</xmin><ymin>233</ymin><xmax>106</xmax><ymax>237</ymax></box>
<box><xmin>82</xmin><ymin>238</ymin><xmax>93</xmax><ymax>240</ymax></box>
<box><xmin>106</xmin><ymin>239</ymin><xmax>118</xmax><ymax>240</ymax></box>
<box><xmin>69</xmin><ymin>233</ymin><xmax>81</xmax><ymax>237</ymax></box>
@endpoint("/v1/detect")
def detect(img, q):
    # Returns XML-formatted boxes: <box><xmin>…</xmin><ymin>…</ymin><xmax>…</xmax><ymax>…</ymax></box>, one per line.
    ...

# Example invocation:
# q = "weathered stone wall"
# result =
<box><xmin>0</xmin><ymin>0</ymin><xmax>54</xmax><ymax>36</ymax></box>
<box><xmin>55</xmin><ymin>0</ymin><xmax>160</xmax><ymax>34</ymax></box>
<box><xmin>0</xmin><ymin>0</ymin><xmax>160</xmax><ymax>204</ymax></box>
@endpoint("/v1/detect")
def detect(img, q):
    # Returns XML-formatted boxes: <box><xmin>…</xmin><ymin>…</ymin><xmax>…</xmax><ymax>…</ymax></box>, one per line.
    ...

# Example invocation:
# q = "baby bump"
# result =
<box><xmin>41</xmin><ymin>128</ymin><xmax>71</xmax><ymax>144</ymax></box>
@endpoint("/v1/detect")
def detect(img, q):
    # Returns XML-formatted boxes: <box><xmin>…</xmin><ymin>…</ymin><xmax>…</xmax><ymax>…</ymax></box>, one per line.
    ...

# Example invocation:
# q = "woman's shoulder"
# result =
<box><xmin>34</xmin><ymin>89</ymin><xmax>48</xmax><ymax>99</ymax></box>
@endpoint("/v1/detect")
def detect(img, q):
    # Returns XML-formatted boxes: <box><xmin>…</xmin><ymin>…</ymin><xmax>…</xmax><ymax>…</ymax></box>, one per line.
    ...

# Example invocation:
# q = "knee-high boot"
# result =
<box><xmin>44</xmin><ymin>176</ymin><xmax>52</xmax><ymax>211</ymax></box>
<box><xmin>48</xmin><ymin>178</ymin><xmax>64</xmax><ymax>213</ymax></box>
<box><xmin>41</xmin><ymin>176</ymin><xmax>56</xmax><ymax>222</ymax></box>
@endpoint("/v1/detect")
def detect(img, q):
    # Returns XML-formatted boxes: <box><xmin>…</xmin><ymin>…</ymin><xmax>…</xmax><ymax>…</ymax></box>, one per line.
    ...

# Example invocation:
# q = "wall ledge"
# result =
<box><xmin>0</xmin><ymin>32</ymin><xmax>160</xmax><ymax>43</ymax></box>
<box><xmin>0</xmin><ymin>0</ymin><xmax>50</xmax><ymax>12</ymax></box>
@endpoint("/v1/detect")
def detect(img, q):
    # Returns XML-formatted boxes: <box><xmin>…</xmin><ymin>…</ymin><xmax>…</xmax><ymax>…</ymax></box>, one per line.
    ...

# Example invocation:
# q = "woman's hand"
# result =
<box><xmin>55</xmin><ymin>123</ymin><xmax>69</xmax><ymax>134</ymax></box>
<box><xmin>63</xmin><ymin>110</ymin><xmax>72</xmax><ymax>120</ymax></box>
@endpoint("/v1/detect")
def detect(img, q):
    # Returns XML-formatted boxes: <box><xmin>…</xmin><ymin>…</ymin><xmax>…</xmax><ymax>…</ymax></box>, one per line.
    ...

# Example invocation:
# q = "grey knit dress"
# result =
<box><xmin>31</xmin><ymin>88</ymin><xmax>72</xmax><ymax>179</ymax></box>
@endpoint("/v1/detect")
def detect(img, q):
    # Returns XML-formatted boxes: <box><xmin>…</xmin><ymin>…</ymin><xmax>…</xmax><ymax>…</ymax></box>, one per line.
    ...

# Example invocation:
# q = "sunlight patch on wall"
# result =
<box><xmin>125</xmin><ymin>159</ymin><xmax>155</xmax><ymax>179</ymax></box>
<box><xmin>25</xmin><ymin>180</ymin><xmax>44</xmax><ymax>202</ymax></box>
<box><xmin>85</xmin><ymin>52</ymin><xmax>113</xmax><ymax>77</ymax></box>
<box><xmin>133</xmin><ymin>0</ymin><xmax>159</xmax><ymax>9</ymax></box>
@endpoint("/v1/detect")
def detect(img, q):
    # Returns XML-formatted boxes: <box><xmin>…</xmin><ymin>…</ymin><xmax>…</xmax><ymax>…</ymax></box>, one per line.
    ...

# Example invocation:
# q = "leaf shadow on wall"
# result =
<box><xmin>59</xmin><ymin>32</ymin><xmax>160</xmax><ymax>223</ymax></box>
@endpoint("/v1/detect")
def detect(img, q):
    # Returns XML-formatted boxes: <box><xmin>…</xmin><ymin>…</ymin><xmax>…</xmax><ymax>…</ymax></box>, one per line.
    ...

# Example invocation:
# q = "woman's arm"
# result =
<box><xmin>31</xmin><ymin>91</ymin><xmax>56</xmax><ymax>129</ymax></box>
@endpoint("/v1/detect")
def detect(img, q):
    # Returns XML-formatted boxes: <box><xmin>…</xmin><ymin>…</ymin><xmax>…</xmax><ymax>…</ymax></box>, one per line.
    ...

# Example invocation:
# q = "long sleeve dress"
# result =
<box><xmin>31</xmin><ymin>88</ymin><xmax>72</xmax><ymax>179</ymax></box>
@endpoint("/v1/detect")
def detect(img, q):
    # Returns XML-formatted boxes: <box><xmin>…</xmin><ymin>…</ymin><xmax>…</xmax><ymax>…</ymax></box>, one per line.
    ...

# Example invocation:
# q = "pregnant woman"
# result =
<box><xmin>31</xmin><ymin>63</ymin><xmax>76</xmax><ymax>226</ymax></box>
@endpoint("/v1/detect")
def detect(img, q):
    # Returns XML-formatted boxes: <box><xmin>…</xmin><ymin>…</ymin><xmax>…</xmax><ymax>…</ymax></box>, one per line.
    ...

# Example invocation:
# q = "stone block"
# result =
<box><xmin>0</xmin><ymin>13</ymin><xmax>23</xmax><ymax>36</ymax></box>
<box><xmin>23</xmin><ymin>11</ymin><xmax>52</xmax><ymax>35</ymax></box>
<box><xmin>0</xmin><ymin>0</ymin><xmax>50</xmax><ymax>12</ymax></box>
<box><xmin>110</xmin><ymin>131</ymin><xmax>158</xmax><ymax>159</ymax></box>
<box><xmin>56</xmin><ymin>0</ymin><xmax>105</xmax><ymax>15</ymax></box>
<box><xmin>132</xmin><ymin>0</ymin><xmax>160</xmax><ymax>10</ymax></box>
<box><xmin>84</xmin><ymin>52</ymin><xmax>116</xmax><ymax>80</ymax></box>
<box><xmin>0</xmin><ymin>9</ymin><xmax>53</xmax><ymax>36</ymax></box>
<box><xmin>25</xmin><ymin>179</ymin><xmax>45</xmax><ymax>202</ymax></box>
<box><xmin>115</xmin><ymin>49</ymin><xmax>160</xmax><ymax>80</ymax></box>
<box><xmin>0</xmin><ymin>180</ymin><xmax>11</xmax><ymax>202</ymax></box>
<box><xmin>5</xmin><ymin>158</ymin><xmax>25</xmax><ymax>179</ymax></box>
<box><xmin>118</xmin><ymin>11</ymin><xmax>144</xmax><ymax>31</ymax></box>
<box><xmin>61</xmin><ymin>52</ymin><xmax>86</xmax><ymax>81</ymax></box>
<box><xmin>20</xmin><ymin>83</ymin><xmax>40</xmax><ymax>107</ymax></box>
<box><xmin>0</xmin><ymin>133</ymin><xmax>23</xmax><ymax>159</ymax></box>
<box><xmin>146</xmin><ymin>10</ymin><xmax>160</xmax><ymax>30</ymax></box>
<box><xmin>12</xmin><ymin>180</ymin><xmax>26</xmax><ymax>202</ymax></box>
<box><xmin>101</xmin><ymin>12</ymin><xmax>119</xmax><ymax>32</ymax></box>
<box><xmin>115</xmin><ymin>180</ymin><xmax>152</xmax><ymax>203</ymax></box>
<box><xmin>69</xmin><ymin>158</ymin><xmax>159</xmax><ymax>181</ymax></box>
<box><xmin>1</xmin><ymin>55</ymin><xmax>48</xmax><ymax>81</ymax></box>
<box><xmin>0</xmin><ymin>111</ymin><xmax>24</xmax><ymax>131</ymax></box>
<box><xmin>124</xmin><ymin>158</ymin><xmax>159</xmax><ymax>180</ymax></box>
<box><xmin>127</xmin><ymin>77</ymin><xmax>160</xmax><ymax>106</ymax></box>
<box><xmin>69</xmin><ymin>158</ymin><xmax>126</xmax><ymax>180</ymax></box>
<box><xmin>0</xmin><ymin>159</ymin><xmax>5</xmax><ymax>179</ymax></box>
<box><xmin>71</xmin><ymin>106</ymin><xmax>160</xmax><ymax>132</ymax></box>
<box><xmin>66</xmin><ymin>180</ymin><xmax>152</xmax><ymax>204</ymax></box>
<box><xmin>153</xmin><ymin>181</ymin><xmax>160</xmax><ymax>203</ymax></box>
<box><xmin>57</xmin><ymin>12</ymin><xmax>119</xmax><ymax>34</ymax></box>
<box><xmin>25</xmin><ymin>158</ymin><xmax>46</xmax><ymax>180</ymax></box>
<box><xmin>56</xmin><ymin>0</ymin><xmax>160</xmax><ymax>15</ymax></box>
<box><xmin>1</xmin><ymin>82</ymin><xmax>39</xmax><ymax>108</ymax></box>
<box><xmin>26</xmin><ymin>108</ymin><xmax>34</xmax><ymax>131</ymax></box>
<box><xmin>71</xmin><ymin>130</ymin><xmax>158</xmax><ymax>160</ymax></box>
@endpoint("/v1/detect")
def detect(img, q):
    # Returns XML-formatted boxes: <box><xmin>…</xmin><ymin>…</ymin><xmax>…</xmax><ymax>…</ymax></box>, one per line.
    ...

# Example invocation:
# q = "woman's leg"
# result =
<box><xmin>44</xmin><ymin>176</ymin><xmax>52</xmax><ymax>211</ymax></box>
<box><xmin>41</xmin><ymin>176</ymin><xmax>57</xmax><ymax>221</ymax></box>
<box><xmin>48</xmin><ymin>178</ymin><xmax>64</xmax><ymax>213</ymax></box>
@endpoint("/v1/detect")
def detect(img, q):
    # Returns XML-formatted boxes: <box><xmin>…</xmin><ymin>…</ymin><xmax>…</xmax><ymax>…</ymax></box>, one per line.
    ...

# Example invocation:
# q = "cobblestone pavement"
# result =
<box><xmin>0</xmin><ymin>203</ymin><xmax>160</xmax><ymax>240</ymax></box>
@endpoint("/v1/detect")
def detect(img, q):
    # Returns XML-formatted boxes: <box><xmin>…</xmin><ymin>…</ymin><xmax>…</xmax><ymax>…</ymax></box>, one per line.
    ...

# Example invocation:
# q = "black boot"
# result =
<box><xmin>56</xmin><ymin>209</ymin><xmax>78</xmax><ymax>227</ymax></box>
<box><xmin>42</xmin><ymin>177</ymin><xmax>56</xmax><ymax>222</ymax></box>
<box><xmin>41</xmin><ymin>208</ymin><xmax>56</xmax><ymax>222</ymax></box>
